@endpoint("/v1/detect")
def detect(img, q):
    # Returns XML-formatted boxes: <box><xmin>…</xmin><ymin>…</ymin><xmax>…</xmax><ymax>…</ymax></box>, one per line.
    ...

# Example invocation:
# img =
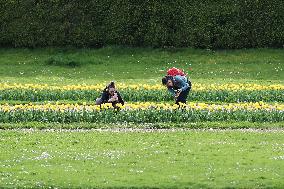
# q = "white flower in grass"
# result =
<box><xmin>34</xmin><ymin>152</ymin><xmax>52</xmax><ymax>160</ymax></box>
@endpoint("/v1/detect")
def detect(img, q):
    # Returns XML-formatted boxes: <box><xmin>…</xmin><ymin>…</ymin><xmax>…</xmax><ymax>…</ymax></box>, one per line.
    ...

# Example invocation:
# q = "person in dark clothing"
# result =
<box><xmin>162</xmin><ymin>75</ymin><xmax>192</xmax><ymax>104</ymax></box>
<box><xmin>96</xmin><ymin>81</ymin><xmax>124</xmax><ymax>108</ymax></box>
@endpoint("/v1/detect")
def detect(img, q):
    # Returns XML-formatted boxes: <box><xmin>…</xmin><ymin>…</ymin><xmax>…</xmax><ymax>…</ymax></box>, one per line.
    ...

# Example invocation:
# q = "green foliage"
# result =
<box><xmin>45</xmin><ymin>54</ymin><xmax>81</xmax><ymax>67</ymax></box>
<box><xmin>0</xmin><ymin>0</ymin><xmax>283</xmax><ymax>48</ymax></box>
<box><xmin>0</xmin><ymin>89</ymin><xmax>283</xmax><ymax>102</ymax></box>
<box><xmin>0</xmin><ymin>108</ymin><xmax>282</xmax><ymax>123</ymax></box>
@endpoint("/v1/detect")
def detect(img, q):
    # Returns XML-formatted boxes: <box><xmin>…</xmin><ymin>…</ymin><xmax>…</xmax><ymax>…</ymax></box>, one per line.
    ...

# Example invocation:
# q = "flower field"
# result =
<box><xmin>0</xmin><ymin>83</ymin><xmax>283</xmax><ymax>102</ymax></box>
<box><xmin>1</xmin><ymin>83</ymin><xmax>283</xmax><ymax>91</ymax></box>
<box><xmin>0</xmin><ymin>103</ymin><xmax>283</xmax><ymax>123</ymax></box>
<box><xmin>0</xmin><ymin>82</ymin><xmax>283</xmax><ymax>124</ymax></box>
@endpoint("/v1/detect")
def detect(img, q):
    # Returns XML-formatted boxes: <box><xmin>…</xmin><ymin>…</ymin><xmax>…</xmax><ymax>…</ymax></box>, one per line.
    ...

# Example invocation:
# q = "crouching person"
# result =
<box><xmin>162</xmin><ymin>75</ymin><xmax>191</xmax><ymax>105</ymax></box>
<box><xmin>96</xmin><ymin>81</ymin><xmax>124</xmax><ymax>108</ymax></box>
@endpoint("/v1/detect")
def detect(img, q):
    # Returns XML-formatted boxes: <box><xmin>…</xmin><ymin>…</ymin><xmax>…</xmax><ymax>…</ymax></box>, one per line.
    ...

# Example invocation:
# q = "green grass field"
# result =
<box><xmin>0</xmin><ymin>47</ymin><xmax>283</xmax><ymax>85</ymax></box>
<box><xmin>1</xmin><ymin>130</ymin><xmax>284</xmax><ymax>188</ymax></box>
<box><xmin>0</xmin><ymin>47</ymin><xmax>284</xmax><ymax>188</ymax></box>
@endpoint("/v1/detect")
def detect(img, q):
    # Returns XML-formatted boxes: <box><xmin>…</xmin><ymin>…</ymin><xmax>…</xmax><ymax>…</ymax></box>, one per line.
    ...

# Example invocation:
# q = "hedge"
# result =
<box><xmin>0</xmin><ymin>0</ymin><xmax>283</xmax><ymax>48</ymax></box>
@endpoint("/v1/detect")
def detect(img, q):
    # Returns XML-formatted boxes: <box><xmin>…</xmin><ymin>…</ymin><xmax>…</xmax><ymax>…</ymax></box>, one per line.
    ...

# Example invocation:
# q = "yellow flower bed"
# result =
<box><xmin>0</xmin><ymin>83</ymin><xmax>283</xmax><ymax>91</ymax></box>
<box><xmin>1</xmin><ymin>102</ymin><xmax>283</xmax><ymax>112</ymax></box>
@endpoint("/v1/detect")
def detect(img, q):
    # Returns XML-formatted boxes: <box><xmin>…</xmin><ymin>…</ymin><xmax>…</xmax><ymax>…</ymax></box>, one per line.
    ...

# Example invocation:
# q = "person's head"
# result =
<box><xmin>108</xmin><ymin>87</ymin><xmax>115</xmax><ymax>95</ymax></box>
<box><xmin>162</xmin><ymin>76</ymin><xmax>174</xmax><ymax>87</ymax></box>
<box><xmin>106</xmin><ymin>81</ymin><xmax>116</xmax><ymax>95</ymax></box>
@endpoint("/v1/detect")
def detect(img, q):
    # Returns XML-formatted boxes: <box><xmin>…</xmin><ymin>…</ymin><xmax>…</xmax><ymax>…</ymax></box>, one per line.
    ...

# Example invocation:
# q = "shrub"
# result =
<box><xmin>0</xmin><ymin>0</ymin><xmax>283</xmax><ymax>49</ymax></box>
<box><xmin>45</xmin><ymin>54</ymin><xmax>81</xmax><ymax>67</ymax></box>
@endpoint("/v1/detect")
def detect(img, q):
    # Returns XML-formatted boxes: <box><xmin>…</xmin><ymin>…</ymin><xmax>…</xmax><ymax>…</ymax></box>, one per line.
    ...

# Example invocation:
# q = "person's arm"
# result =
<box><xmin>174</xmin><ymin>76</ymin><xmax>189</xmax><ymax>92</ymax></box>
<box><xmin>116</xmin><ymin>92</ymin><xmax>124</xmax><ymax>105</ymax></box>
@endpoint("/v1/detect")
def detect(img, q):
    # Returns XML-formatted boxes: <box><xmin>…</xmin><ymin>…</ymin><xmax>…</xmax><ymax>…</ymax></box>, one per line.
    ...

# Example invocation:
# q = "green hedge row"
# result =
<box><xmin>0</xmin><ymin>0</ymin><xmax>283</xmax><ymax>48</ymax></box>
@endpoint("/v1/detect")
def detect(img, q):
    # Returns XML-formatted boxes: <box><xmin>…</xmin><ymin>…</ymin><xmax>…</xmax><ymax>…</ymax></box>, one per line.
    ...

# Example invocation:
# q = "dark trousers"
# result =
<box><xmin>176</xmin><ymin>87</ymin><xmax>190</xmax><ymax>104</ymax></box>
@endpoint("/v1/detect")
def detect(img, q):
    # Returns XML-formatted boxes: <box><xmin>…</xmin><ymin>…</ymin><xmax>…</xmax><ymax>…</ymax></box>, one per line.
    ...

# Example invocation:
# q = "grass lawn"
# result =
<box><xmin>1</xmin><ymin>122</ymin><xmax>284</xmax><ymax>130</ymax></box>
<box><xmin>0</xmin><ymin>47</ymin><xmax>283</xmax><ymax>85</ymax></box>
<box><xmin>0</xmin><ymin>130</ymin><xmax>284</xmax><ymax>188</ymax></box>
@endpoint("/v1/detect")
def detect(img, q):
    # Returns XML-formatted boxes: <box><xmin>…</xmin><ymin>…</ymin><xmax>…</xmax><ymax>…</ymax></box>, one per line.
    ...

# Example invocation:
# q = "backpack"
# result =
<box><xmin>167</xmin><ymin>67</ymin><xmax>191</xmax><ymax>88</ymax></box>
<box><xmin>167</xmin><ymin>67</ymin><xmax>186</xmax><ymax>77</ymax></box>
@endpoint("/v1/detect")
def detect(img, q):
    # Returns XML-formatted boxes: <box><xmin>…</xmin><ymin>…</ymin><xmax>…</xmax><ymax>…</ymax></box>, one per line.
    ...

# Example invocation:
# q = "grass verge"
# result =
<box><xmin>1</xmin><ymin>122</ymin><xmax>284</xmax><ymax>130</ymax></box>
<box><xmin>0</xmin><ymin>130</ymin><xmax>283</xmax><ymax>188</ymax></box>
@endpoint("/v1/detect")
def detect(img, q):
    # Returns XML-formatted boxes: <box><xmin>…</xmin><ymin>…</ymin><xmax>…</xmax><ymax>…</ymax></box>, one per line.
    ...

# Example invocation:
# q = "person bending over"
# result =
<box><xmin>162</xmin><ymin>75</ymin><xmax>191</xmax><ymax>104</ymax></box>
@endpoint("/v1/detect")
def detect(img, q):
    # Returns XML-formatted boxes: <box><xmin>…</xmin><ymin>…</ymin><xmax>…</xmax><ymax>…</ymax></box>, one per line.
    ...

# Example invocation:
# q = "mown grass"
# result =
<box><xmin>0</xmin><ymin>122</ymin><xmax>283</xmax><ymax>130</ymax></box>
<box><xmin>0</xmin><ymin>47</ymin><xmax>283</xmax><ymax>85</ymax></box>
<box><xmin>0</xmin><ymin>130</ymin><xmax>284</xmax><ymax>188</ymax></box>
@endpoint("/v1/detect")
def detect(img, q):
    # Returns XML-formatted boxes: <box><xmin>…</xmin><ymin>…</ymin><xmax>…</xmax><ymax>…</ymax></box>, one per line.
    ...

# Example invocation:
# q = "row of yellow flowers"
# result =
<box><xmin>1</xmin><ymin>101</ymin><xmax>283</xmax><ymax>112</ymax></box>
<box><xmin>0</xmin><ymin>83</ymin><xmax>283</xmax><ymax>91</ymax></box>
